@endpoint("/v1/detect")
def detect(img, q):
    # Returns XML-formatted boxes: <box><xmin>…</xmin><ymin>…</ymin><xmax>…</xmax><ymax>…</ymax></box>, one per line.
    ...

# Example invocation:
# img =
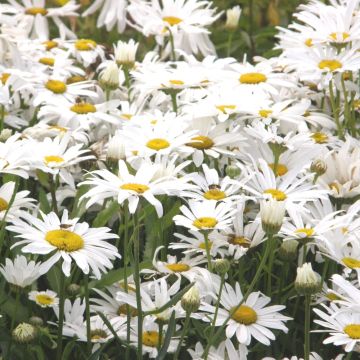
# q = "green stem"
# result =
<box><xmin>84</xmin><ymin>274</ymin><xmax>91</xmax><ymax>356</ymax></box>
<box><xmin>167</xmin><ymin>27</ymin><xmax>176</xmax><ymax>61</ymax></box>
<box><xmin>49</xmin><ymin>174</ymin><xmax>59</xmax><ymax>215</ymax></box>
<box><xmin>203</xmin><ymin>231</ymin><xmax>213</xmax><ymax>272</ymax></box>
<box><xmin>226</xmin><ymin>32</ymin><xmax>234</xmax><ymax>57</ymax></box>
<box><xmin>304</xmin><ymin>295</ymin><xmax>311</xmax><ymax>360</ymax></box>
<box><xmin>329</xmin><ymin>79</ymin><xmax>343</xmax><ymax>139</ymax></box>
<box><xmin>56</xmin><ymin>270</ymin><xmax>66</xmax><ymax>360</ymax></box>
<box><xmin>173</xmin><ymin>311</ymin><xmax>191</xmax><ymax>360</ymax></box>
<box><xmin>10</xmin><ymin>291</ymin><xmax>20</xmax><ymax>331</ymax></box>
<box><xmin>123</xmin><ymin>67</ymin><xmax>132</xmax><ymax>103</ymax></box>
<box><xmin>267</xmin><ymin>236</ymin><xmax>276</xmax><ymax>295</ymax></box>
<box><xmin>170</xmin><ymin>91</ymin><xmax>178</xmax><ymax>114</ymax></box>
<box><xmin>0</xmin><ymin>105</ymin><xmax>5</xmax><ymax>132</ymax></box>
<box><xmin>248</xmin><ymin>0</ymin><xmax>255</xmax><ymax>58</ymax></box>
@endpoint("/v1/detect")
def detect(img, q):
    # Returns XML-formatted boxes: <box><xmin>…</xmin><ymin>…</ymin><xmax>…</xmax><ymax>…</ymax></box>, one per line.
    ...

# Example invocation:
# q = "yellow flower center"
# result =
<box><xmin>268</xmin><ymin>163</ymin><xmax>288</xmax><ymax>177</ymax></box>
<box><xmin>117</xmin><ymin>304</ymin><xmax>138</xmax><ymax>317</ymax></box>
<box><xmin>39</xmin><ymin>57</ymin><xmax>55</xmax><ymax>66</ymax></box>
<box><xmin>48</xmin><ymin>125</ymin><xmax>67</xmax><ymax>133</ymax></box>
<box><xmin>193</xmin><ymin>217</ymin><xmax>218</xmax><ymax>229</ymax></box>
<box><xmin>45</xmin><ymin>229</ymin><xmax>84</xmax><ymax>252</ymax></box>
<box><xmin>121</xmin><ymin>114</ymin><xmax>133</xmax><ymax>120</ymax></box>
<box><xmin>318</xmin><ymin>60</ymin><xmax>342</xmax><ymax>72</ymax></box>
<box><xmin>44</xmin><ymin>155</ymin><xmax>64</xmax><ymax>165</ymax></box>
<box><xmin>186</xmin><ymin>136</ymin><xmax>214</xmax><ymax>150</ymax></box>
<box><xmin>35</xmin><ymin>294</ymin><xmax>54</xmax><ymax>306</ymax></box>
<box><xmin>216</xmin><ymin>105</ymin><xmax>236</xmax><ymax>113</ymax></box>
<box><xmin>70</xmin><ymin>103</ymin><xmax>96</xmax><ymax>114</ymax></box>
<box><xmin>0</xmin><ymin>197</ymin><xmax>8</xmax><ymax>212</ymax></box>
<box><xmin>199</xmin><ymin>241</ymin><xmax>213</xmax><ymax>250</ymax></box>
<box><xmin>90</xmin><ymin>329</ymin><xmax>107</xmax><ymax>341</ymax></box>
<box><xmin>67</xmin><ymin>75</ymin><xmax>86</xmax><ymax>84</ymax></box>
<box><xmin>166</xmin><ymin>263</ymin><xmax>190</xmax><ymax>272</ymax></box>
<box><xmin>43</xmin><ymin>40</ymin><xmax>58</xmax><ymax>50</ymax></box>
<box><xmin>45</xmin><ymin>80</ymin><xmax>67</xmax><ymax>94</ymax></box>
<box><xmin>239</xmin><ymin>72</ymin><xmax>267</xmax><ymax>84</ymax></box>
<box><xmin>75</xmin><ymin>39</ymin><xmax>97</xmax><ymax>51</ymax></box>
<box><xmin>25</xmin><ymin>7</ymin><xmax>48</xmax><ymax>16</ymax></box>
<box><xmin>263</xmin><ymin>189</ymin><xmax>287</xmax><ymax>201</ymax></box>
<box><xmin>169</xmin><ymin>79</ymin><xmax>184</xmax><ymax>86</ymax></box>
<box><xmin>203</xmin><ymin>189</ymin><xmax>226</xmax><ymax>200</ymax></box>
<box><xmin>120</xmin><ymin>183</ymin><xmax>149</xmax><ymax>194</ymax></box>
<box><xmin>305</xmin><ymin>38</ymin><xmax>313</xmax><ymax>47</ymax></box>
<box><xmin>326</xmin><ymin>292</ymin><xmax>341</xmax><ymax>301</ymax></box>
<box><xmin>329</xmin><ymin>182</ymin><xmax>340</xmax><ymax>193</ymax></box>
<box><xmin>329</xmin><ymin>32</ymin><xmax>350</xmax><ymax>42</ymax></box>
<box><xmin>163</xmin><ymin>16</ymin><xmax>183</xmax><ymax>26</ymax></box>
<box><xmin>342</xmin><ymin>257</ymin><xmax>360</xmax><ymax>269</ymax></box>
<box><xmin>231</xmin><ymin>305</ymin><xmax>258</xmax><ymax>325</ymax></box>
<box><xmin>295</xmin><ymin>228</ymin><xmax>314</xmax><ymax>237</ymax></box>
<box><xmin>228</xmin><ymin>235</ymin><xmax>251</xmax><ymax>248</ymax></box>
<box><xmin>142</xmin><ymin>331</ymin><xmax>162</xmax><ymax>347</ymax></box>
<box><xmin>344</xmin><ymin>324</ymin><xmax>360</xmax><ymax>339</ymax></box>
<box><xmin>1</xmin><ymin>73</ymin><xmax>10</xmax><ymax>85</ymax></box>
<box><xmin>146</xmin><ymin>138</ymin><xmax>170</xmax><ymax>151</ymax></box>
<box><xmin>311</xmin><ymin>132</ymin><xmax>328</xmax><ymax>144</ymax></box>
<box><xmin>259</xmin><ymin>109</ymin><xmax>273</xmax><ymax>118</ymax></box>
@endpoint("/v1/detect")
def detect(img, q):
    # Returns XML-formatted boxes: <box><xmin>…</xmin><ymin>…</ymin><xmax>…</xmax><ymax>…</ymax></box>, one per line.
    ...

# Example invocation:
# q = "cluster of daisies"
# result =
<box><xmin>0</xmin><ymin>0</ymin><xmax>360</xmax><ymax>359</ymax></box>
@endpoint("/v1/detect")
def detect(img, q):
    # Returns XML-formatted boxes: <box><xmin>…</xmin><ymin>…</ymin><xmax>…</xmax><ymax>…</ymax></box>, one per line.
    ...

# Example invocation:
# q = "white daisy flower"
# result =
<box><xmin>29</xmin><ymin>289</ymin><xmax>59</xmax><ymax>308</ymax></box>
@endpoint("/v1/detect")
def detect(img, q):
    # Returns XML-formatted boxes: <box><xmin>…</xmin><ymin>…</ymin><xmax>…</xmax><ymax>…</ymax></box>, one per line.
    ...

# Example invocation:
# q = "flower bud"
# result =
<box><xmin>225</xmin><ymin>6</ymin><xmax>241</xmax><ymax>31</ymax></box>
<box><xmin>99</xmin><ymin>62</ymin><xmax>120</xmax><ymax>91</ymax></box>
<box><xmin>225</xmin><ymin>164</ymin><xmax>241</xmax><ymax>179</ymax></box>
<box><xmin>107</xmin><ymin>135</ymin><xmax>125</xmax><ymax>162</ymax></box>
<box><xmin>295</xmin><ymin>263</ymin><xmax>321</xmax><ymax>295</ymax></box>
<box><xmin>29</xmin><ymin>316</ymin><xmax>44</xmax><ymax>327</ymax></box>
<box><xmin>114</xmin><ymin>39</ymin><xmax>138</xmax><ymax>68</ymax></box>
<box><xmin>0</xmin><ymin>129</ymin><xmax>12</xmax><ymax>142</ymax></box>
<box><xmin>310</xmin><ymin>159</ymin><xmax>327</xmax><ymax>176</ymax></box>
<box><xmin>12</xmin><ymin>323</ymin><xmax>37</xmax><ymax>343</ymax></box>
<box><xmin>278</xmin><ymin>239</ymin><xmax>298</xmax><ymax>261</ymax></box>
<box><xmin>181</xmin><ymin>286</ymin><xmax>200</xmax><ymax>313</ymax></box>
<box><xmin>67</xmin><ymin>283</ymin><xmax>81</xmax><ymax>296</ymax></box>
<box><xmin>212</xmin><ymin>259</ymin><xmax>231</xmax><ymax>275</ymax></box>
<box><xmin>260</xmin><ymin>199</ymin><xmax>285</xmax><ymax>235</ymax></box>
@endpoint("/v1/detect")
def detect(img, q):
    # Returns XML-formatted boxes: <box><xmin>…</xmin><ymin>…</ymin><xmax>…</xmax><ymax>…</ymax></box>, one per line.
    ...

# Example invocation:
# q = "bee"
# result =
<box><xmin>208</xmin><ymin>184</ymin><xmax>220</xmax><ymax>190</ymax></box>
<box><xmin>60</xmin><ymin>224</ymin><xmax>72</xmax><ymax>229</ymax></box>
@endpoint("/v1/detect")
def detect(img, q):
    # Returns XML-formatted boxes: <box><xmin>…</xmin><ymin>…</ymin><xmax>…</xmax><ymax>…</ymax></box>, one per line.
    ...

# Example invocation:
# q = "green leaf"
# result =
<box><xmin>97</xmin><ymin>312</ymin><xmax>129</xmax><ymax>349</ymax></box>
<box><xmin>71</xmin><ymin>184</ymin><xmax>90</xmax><ymax>218</ymax></box>
<box><xmin>38</xmin><ymin>187</ymin><xmax>51</xmax><ymax>213</ymax></box>
<box><xmin>156</xmin><ymin>310</ymin><xmax>176</xmax><ymax>360</ymax></box>
<box><xmin>61</xmin><ymin>339</ymin><xmax>77</xmax><ymax>359</ymax></box>
<box><xmin>93</xmin><ymin>201</ymin><xmax>120</xmax><ymax>227</ymax></box>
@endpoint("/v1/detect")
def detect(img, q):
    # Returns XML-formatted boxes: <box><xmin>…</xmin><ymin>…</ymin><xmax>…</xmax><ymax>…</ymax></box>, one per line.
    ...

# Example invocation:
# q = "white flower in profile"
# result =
<box><xmin>225</xmin><ymin>6</ymin><xmax>241</xmax><ymax>31</ymax></box>
<box><xmin>260</xmin><ymin>198</ymin><xmax>285</xmax><ymax>235</ymax></box>
<box><xmin>0</xmin><ymin>255</ymin><xmax>50</xmax><ymax>288</ymax></box>
<box><xmin>29</xmin><ymin>290</ymin><xmax>59</xmax><ymax>308</ymax></box>
<box><xmin>7</xmin><ymin>210</ymin><xmax>120</xmax><ymax>278</ymax></box>
<box><xmin>295</xmin><ymin>262</ymin><xmax>321</xmax><ymax>295</ymax></box>
<box><xmin>114</xmin><ymin>39</ymin><xmax>139</xmax><ymax>67</ymax></box>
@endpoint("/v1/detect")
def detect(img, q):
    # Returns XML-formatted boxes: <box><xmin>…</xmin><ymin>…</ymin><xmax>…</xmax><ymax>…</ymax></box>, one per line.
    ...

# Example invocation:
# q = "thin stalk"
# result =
<box><xmin>226</xmin><ymin>32</ymin><xmax>234</xmax><ymax>57</ymax></box>
<box><xmin>170</xmin><ymin>91</ymin><xmax>178</xmax><ymax>114</ymax></box>
<box><xmin>56</xmin><ymin>270</ymin><xmax>66</xmax><ymax>360</ymax></box>
<box><xmin>6</xmin><ymin>289</ymin><xmax>21</xmax><ymax>357</ymax></box>
<box><xmin>248</xmin><ymin>0</ymin><xmax>255</xmax><ymax>57</ymax></box>
<box><xmin>84</xmin><ymin>274</ymin><xmax>91</xmax><ymax>356</ymax></box>
<box><xmin>203</xmin><ymin>231</ymin><xmax>213</xmax><ymax>272</ymax></box>
<box><xmin>304</xmin><ymin>295</ymin><xmax>311</xmax><ymax>360</ymax></box>
<box><xmin>329</xmin><ymin>79</ymin><xmax>343</xmax><ymax>139</ymax></box>
<box><xmin>157</xmin><ymin>321</ymin><xmax>164</xmax><ymax>353</ymax></box>
<box><xmin>167</xmin><ymin>28</ymin><xmax>176</xmax><ymax>61</ymax></box>
<box><xmin>0</xmin><ymin>105</ymin><xmax>5</xmax><ymax>132</ymax></box>
<box><xmin>49</xmin><ymin>174</ymin><xmax>59</xmax><ymax>215</ymax></box>
<box><xmin>123</xmin><ymin>66</ymin><xmax>132</xmax><ymax>103</ymax></box>
<box><xmin>267</xmin><ymin>236</ymin><xmax>276</xmax><ymax>295</ymax></box>
<box><xmin>173</xmin><ymin>311</ymin><xmax>191</xmax><ymax>360</ymax></box>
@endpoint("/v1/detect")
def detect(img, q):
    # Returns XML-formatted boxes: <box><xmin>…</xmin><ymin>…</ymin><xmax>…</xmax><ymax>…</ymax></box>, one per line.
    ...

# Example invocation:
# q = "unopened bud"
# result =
<box><xmin>278</xmin><ymin>240</ymin><xmax>298</xmax><ymax>261</ymax></box>
<box><xmin>0</xmin><ymin>129</ymin><xmax>12</xmax><ymax>142</ymax></box>
<box><xmin>12</xmin><ymin>323</ymin><xmax>37</xmax><ymax>343</ymax></box>
<box><xmin>67</xmin><ymin>283</ymin><xmax>81</xmax><ymax>296</ymax></box>
<box><xmin>99</xmin><ymin>62</ymin><xmax>120</xmax><ymax>91</ymax></box>
<box><xmin>181</xmin><ymin>286</ymin><xmax>200</xmax><ymax>313</ymax></box>
<box><xmin>226</xmin><ymin>165</ymin><xmax>241</xmax><ymax>179</ymax></box>
<box><xmin>295</xmin><ymin>263</ymin><xmax>321</xmax><ymax>295</ymax></box>
<box><xmin>114</xmin><ymin>39</ymin><xmax>138</xmax><ymax>68</ymax></box>
<box><xmin>107</xmin><ymin>135</ymin><xmax>125</xmax><ymax>162</ymax></box>
<box><xmin>29</xmin><ymin>316</ymin><xmax>44</xmax><ymax>327</ymax></box>
<box><xmin>310</xmin><ymin>159</ymin><xmax>327</xmax><ymax>176</ymax></box>
<box><xmin>260</xmin><ymin>199</ymin><xmax>285</xmax><ymax>235</ymax></box>
<box><xmin>212</xmin><ymin>259</ymin><xmax>231</xmax><ymax>275</ymax></box>
<box><xmin>225</xmin><ymin>6</ymin><xmax>241</xmax><ymax>31</ymax></box>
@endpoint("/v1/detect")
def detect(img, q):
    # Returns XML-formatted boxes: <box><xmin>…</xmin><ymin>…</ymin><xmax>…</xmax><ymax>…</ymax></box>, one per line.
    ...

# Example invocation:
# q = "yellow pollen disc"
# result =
<box><xmin>146</xmin><ymin>138</ymin><xmax>170</xmax><ymax>151</ymax></box>
<box><xmin>295</xmin><ymin>228</ymin><xmax>315</xmax><ymax>237</ymax></box>
<box><xmin>142</xmin><ymin>331</ymin><xmax>161</xmax><ymax>347</ymax></box>
<box><xmin>216</xmin><ymin>105</ymin><xmax>236</xmax><ymax>113</ymax></box>
<box><xmin>35</xmin><ymin>294</ymin><xmax>54</xmax><ymax>306</ymax></box>
<box><xmin>342</xmin><ymin>227</ymin><xmax>349</xmax><ymax>234</ymax></box>
<box><xmin>231</xmin><ymin>305</ymin><xmax>257</xmax><ymax>325</ymax></box>
<box><xmin>263</xmin><ymin>189</ymin><xmax>287</xmax><ymax>201</ymax></box>
<box><xmin>67</xmin><ymin>75</ymin><xmax>86</xmax><ymax>84</ymax></box>
<box><xmin>259</xmin><ymin>109</ymin><xmax>273</xmax><ymax>118</ymax></box>
<box><xmin>344</xmin><ymin>324</ymin><xmax>360</xmax><ymax>339</ymax></box>
<box><xmin>193</xmin><ymin>217</ymin><xmax>218</xmax><ymax>229</ymax></box>
<box><xmin>169</xmin><ymin>79</ymin><xmax>184</xmax><ymax>85</ymax></box>
<box><xmin>25</xmin><ymin>7</ymin><xmax>48</xmax><ymax>16</ymax></box>
<box><xmin>311</xmin><ymin>132</ymin><xmax>328</xmax><ymax>144</ymax></box>
<box><xmin>39</xmin><ymin>57</ymin><xmax>55</xmax><ymax>66</ymax></box>
<box><xmin>239</xmin><ymin>72</ymin><xmax>267</xmax><ymax>84</ymax></box>
<box><xmin>186</xmin><ymin>136</ymin><xmax>214</xmax><ymax>150</ymax></box>
<box><xmin>329</xmin><ymin>182</ymin><xmax>340</xmax><ymax>193</ymax></box>
<box><xmin>305</xmin><ymin>38</ymin><xmax>313</xmax><ymax>47</ymax></box>
<box><xmin>43</xmin><ymin>40</ymin><xmax>58</xmax><ymax>50</ymax></box>
<box><xmin>45</xmin><ymin>80</ymin><xmax>67</xmax><ymax>94</ymax></box>
<box><xmin>90</xmin><ymin>329</ymin><xmax>107</xmax><ymax>341</ymax></box>
<box><xmin>120</xmin><ymin>183</ymin><xmax>149</xmax><ymax>194</ymax></box>
<box><xmin>1</xmin><ymin>73</ymin><xmax>10</xmax><ymax>85</ymax></box>
<box><xmin>121</xmin><ymin>114</ymin><xmax>133</xmax><ymax>120</ymax></box>
<box><xmin>118</xmin><ymin>304</ymin><xmax>138</xmax><ymax>317</ymax></box>
<box><xmin>45</xmin><ymin>229</ymin><xmax>84</xmax><ymax>252</ymax></box>
<box><xmin>268</xmin><ymin>163</ymin><xmax>288</xmax><ymax>177</ymax></box>
<box><xmin>330</xmin><ymin>32</ymin><xmax>350</xmax><ymax>41</ymax></box>
<box><xmin>203</xmin><ymin>189</ymin><xmax>226</xmax><ymax>200</ymax></box>
<box><xmin>228</xmin><ymin>236</ymin><xmax>251</xmax><ymax>248</ymax></box>
<box><xmin>49</xmin><ymin>125</ymin><xmax>67</xmax><ymax>133</ymax></box>
<box><xmin>44</xmin><ymin>155</ymin><xmax>64</xmax><ymax>165</ymax></box>
<box><xmin>70</xmin><ymin>103</ymin><xmax>96</xmax><ymax>114</ymax></box>
<box><xmin>0</xmin><ymin>197</ymin><xmax>8</xmax><ymax>212</ymax></box>
<box><xmin>318</xmin><ymin>59</ymin><xmax>342</xmax><ymax>72</ymax></box>
<box><xmin>326</xmin><ymin>292</ymin><xmax>341</xmax><ymax>301</ymax></box>
<box><xmin>163</xmin><ymin>16</ymin><xmax>183</xmax><ymax>26</ymax></box>
<box><xmin>342</xmin><ymin>257</ymin><xmax>360</xmax><ymax>269</ymax></box>
<box><xmin>166</xmin><ymin>263</ymin><xmax>190</xmax><ymax>272</ymax></box>
<box><xmin>199</xmin><ymin>241</ymin><xmax>213</xmax><ymax>250</ymax></box>
<box><xmin>75</xmin><ymin>39</ymin><xmax>97</xmax><ymax>51</ymax></box>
